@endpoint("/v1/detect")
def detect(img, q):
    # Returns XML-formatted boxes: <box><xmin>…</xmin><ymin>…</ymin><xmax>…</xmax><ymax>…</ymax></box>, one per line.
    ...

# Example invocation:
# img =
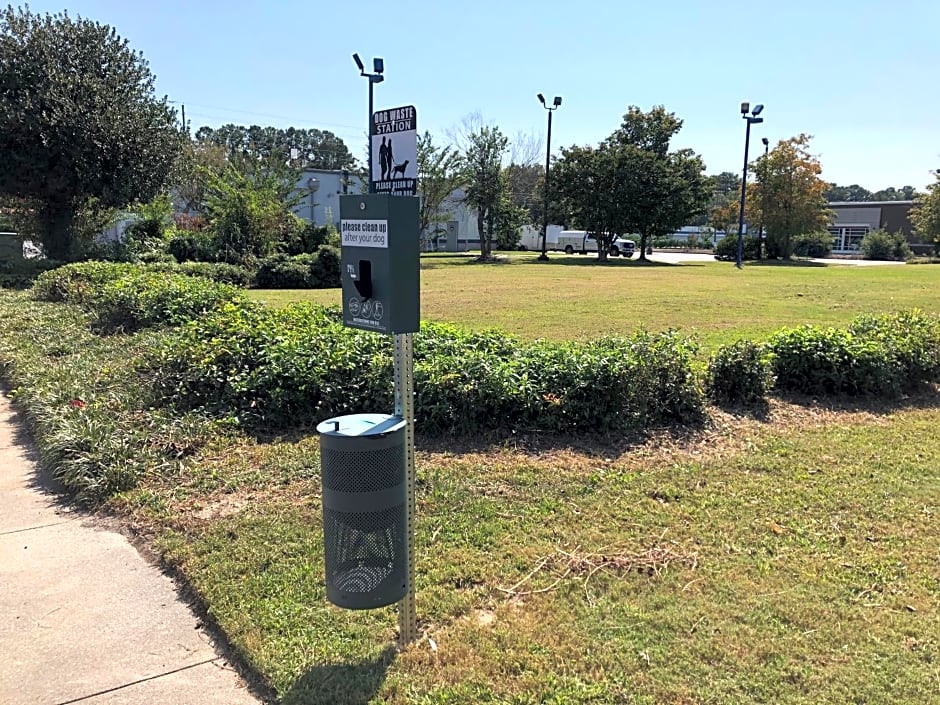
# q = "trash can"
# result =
<box><xmin>316</xmin><ymin>413</ymin><xmax>407</xmax><ymax>610</ymax></box>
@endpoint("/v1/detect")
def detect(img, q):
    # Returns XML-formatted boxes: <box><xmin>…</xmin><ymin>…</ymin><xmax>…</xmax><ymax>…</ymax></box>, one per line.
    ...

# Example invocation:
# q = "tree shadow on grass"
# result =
<box><xmin>773</xmin><ymin>385</ymin><xmax>940</xmax><ymax>415</ymax></box>
<box><xmin>745</xmin><ymin>259</ymin><xmax>829</xmax><ymax>268</ymax></box>
<box><xmin>283</xmin><ymin>645</ymin><xmax>397</xmax><ymax>705</ymax></box>
<box><xmin>533</xmin><ymin>256</ymin><xmax>680</xmax><ymax>268</ymax></box>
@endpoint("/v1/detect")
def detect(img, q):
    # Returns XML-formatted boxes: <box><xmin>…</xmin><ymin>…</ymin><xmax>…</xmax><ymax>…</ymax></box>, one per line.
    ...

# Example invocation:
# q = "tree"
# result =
<box><xmin>555</xmin><ymin>106</ymin><xmax>708</xmax><ymax>262</ymax></box>
<box><xmin>753</xmin><ymin>135</ymin><xmax>832</xmax><ymax>259</ymax></box>
<box><xmin>910</xmin><ymin>171</ymin><xmax>940</xmax><ymax>253</ymax></box>
<box><xmin>0</xmin><ymin>6</ymin><xmax>182</xmax><ymax>260</ymax></box>
<box><xmin>870</xmin><ymin>185</ymin><xmax>919</xmax><ymax>201</ymax></box>
<box><xmin>504</xmin><ymin>162</ymin><xmax>543</xmax><ymax>226</ymax></box>
<box><xmin>461</xmin><ymin>125</ymin><xmax>509</xmax><ymax>260</ymax></box>
<box><xmin>824</xmin><ymin>183</ymin><xmax>873</xmax><ymax>202</ymax></box>
<box><xmin>194</xmin><ymin>124</ymin><xmax>356</xmax><ymax>171</ymax></box>
<box><xmin>416</xmin><ymin>131</ymin><xmax>463</xmax><ymax>248</ymax></box>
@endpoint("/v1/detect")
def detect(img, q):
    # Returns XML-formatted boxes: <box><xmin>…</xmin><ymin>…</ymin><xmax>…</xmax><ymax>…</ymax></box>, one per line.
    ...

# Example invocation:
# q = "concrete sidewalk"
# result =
<box><xmin>0</xmin><ymin>394</ymin><xmax>263</xmax><ymax>704</ymax></box>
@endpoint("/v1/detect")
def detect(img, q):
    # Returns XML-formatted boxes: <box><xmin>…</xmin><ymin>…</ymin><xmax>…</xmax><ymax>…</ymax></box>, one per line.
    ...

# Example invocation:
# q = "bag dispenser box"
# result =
<box><xmin>340</xmin><ymin>194</ymin><xmax>420</xmax><ymax>334</ymax></box>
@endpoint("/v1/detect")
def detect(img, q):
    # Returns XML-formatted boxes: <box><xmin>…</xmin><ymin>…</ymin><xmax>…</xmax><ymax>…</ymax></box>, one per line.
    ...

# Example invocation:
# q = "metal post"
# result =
<box><xmin>394</xmin><ymin>333</ymin><xmax>416</xmax><ymax>646</ymax></box>
<box><xmin>736</xmin><ymin>118</ymin><xmax>752</xmax><ymax>269</ymax></box>
<box><xmin>368</xmin><ymin>80</ymin><xmax>375</xmax><ymax>195</ymax></box>
<box><xmin>538</xmin><ymin>109</ymin><xmax>553</xmax><ymax>261</ymax></box>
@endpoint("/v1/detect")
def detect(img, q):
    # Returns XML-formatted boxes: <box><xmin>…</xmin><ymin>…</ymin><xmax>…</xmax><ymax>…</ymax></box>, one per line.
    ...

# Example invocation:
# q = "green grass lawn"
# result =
<box><xmin>248</xmin><ymin>253</ymin><xmax>940</xmax><ymax>349</ymax></box>
<box><xmin>3</xmin><ymin>259</ymin><xmax>940</xmax><ymax>704</ymax></box>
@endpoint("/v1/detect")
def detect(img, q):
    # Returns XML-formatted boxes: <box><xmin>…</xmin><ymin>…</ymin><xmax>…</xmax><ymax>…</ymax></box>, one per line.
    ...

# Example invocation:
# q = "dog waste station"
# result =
<box><xmin>316</xmin><ymin>86</ymin><xmax>421</xmax><ymax>646</ymax></box>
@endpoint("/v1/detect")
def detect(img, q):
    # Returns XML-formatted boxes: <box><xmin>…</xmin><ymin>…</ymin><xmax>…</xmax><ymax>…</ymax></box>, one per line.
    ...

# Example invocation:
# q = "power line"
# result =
<box><xmin>177</xmin><ymin>101</ymin><xmax>363</xmax><ymax>132</ymax></box>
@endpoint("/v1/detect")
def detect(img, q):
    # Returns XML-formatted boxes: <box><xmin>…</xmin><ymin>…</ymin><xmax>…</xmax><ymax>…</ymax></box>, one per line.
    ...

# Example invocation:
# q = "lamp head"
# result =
<box><xmin>751</xmin><ymin>103</ymin><xmax>764</xmax><ymax>116</ymax></box>
<box><xmin>373</xmin><ymin>57</ymin><xmax>384</xmax><ymax>74</ymax></box>
<box><xmin>352</xmin><ymin>53</ymin><xmax>364</xmax><ymax>72</ymax></box>
<box><xmin>370</xmin><ymin>74</ymin><xmax>384</xmax><ymax>84</ymax></box>
<box><xmin>750</xmin><ymin>117</ymin><xmax>764</xmax><ymax>124</ymax></box>
<box><xmin>537</xmin><ymin>93</ymin><xmax>546</xmax><ymax>106</ymax></box>
<box><xmin>553</xmin><ymin>96</ymin><xmax>562</xmax><ymax>107</ymax></box>
<box><xmin>740</xmin><ymin>101</ymin><xmax>750</xmax><ymax>115</ymax></box>
<box><xmin>761</xmin><ymin>137</ymin><xmax>769</xmax><ymax>146</ymax></box>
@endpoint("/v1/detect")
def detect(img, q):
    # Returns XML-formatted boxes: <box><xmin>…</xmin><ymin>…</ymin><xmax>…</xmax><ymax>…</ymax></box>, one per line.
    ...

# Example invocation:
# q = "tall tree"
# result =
<box><xmin>910</xmin><ymin>171</ymin><xmax>940</xmax><ymax>252</ymax></box>
<box><xmin>194</xmin><ymin>124</ymin><xmax>356</xmax><ymax>171</ymax></box>
<box><xmin>870</xmin><ymin>185</ymin><xmax>919</xmax><ymax>201</ymax></box>
<box><xmin>553</xmin><ymin>107</ymin><xmax>708</xmax><ymax>262</ymax></box>
<box><xmin>461</xmin><ymin>125</ymin><xmax>509</xmax><ymax>260</ymax></box>
<box><xmin>0</xmin><ymin>6</ymin><xmax>182</xmax><ymax>259</ymax></box>
<box><xmin>416</xmin><ymin>131</ymin><xmax>463</xmax><ymax>248</ymax></box>
<box><xmin>754</xmin><ymin>135</ymin><xmax>832</xmax><ymax>258</ymax></box>
<box><xmin>824</xmin><ymin>183</ymin><xmax>873</xmax><ymax>202</ymax></box>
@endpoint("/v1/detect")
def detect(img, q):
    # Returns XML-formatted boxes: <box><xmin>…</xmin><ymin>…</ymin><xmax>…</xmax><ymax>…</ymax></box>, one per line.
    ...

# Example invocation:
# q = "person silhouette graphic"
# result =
<box><xmin>378</xmin><ymin>137</ymin><xmax>389</xmax><ymax>181</ymax></box>
<box><xmin>386</xmin><ymin>138</ymin><xmax>394</xmax><ymax>179</ymax></box>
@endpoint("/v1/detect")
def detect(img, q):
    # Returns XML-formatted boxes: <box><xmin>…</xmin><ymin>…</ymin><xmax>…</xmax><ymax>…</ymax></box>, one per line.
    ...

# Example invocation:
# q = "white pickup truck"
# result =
<box><xmin>554</xmin><ymin>230</ymin><xmax>636</xmax><ymax>258</ymax></box>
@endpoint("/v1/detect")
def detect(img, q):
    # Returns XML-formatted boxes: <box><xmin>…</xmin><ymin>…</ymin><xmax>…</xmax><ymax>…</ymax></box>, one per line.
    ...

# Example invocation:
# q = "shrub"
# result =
<box><xmin>714</xmin><ymin>234</ymin><xmax>759</xmax><ymax>261</ymax></box>
<box><xmin>255</xmin><ymin>254</ymin><xmax>314</xmax><ymax>288</ymax></box>
<box><xmin>705</xmin><ymin>339</ymin><xmax>773</xmax><ymax>405</ymax></box>
<box><xmin>168</xmin><ymin>231</ymin><xmax>218</xmax><ymax>263</ymax></box>
<box><xmin>282</xmin><ymin>223</ymin><xmax>340</xmax><ymax>255</ymax></box>
<box><xmin>792</xmin><ymin>231</ymin><xmax>833</xmax><ymax>258</ymax></box>
<box><xmin>860</xmin><ymin>229</ymin><xmax>911</xmax><ymax>261</ymax></box>
<box><xmin>177</xmin><ymin>261</ymin><xmax>253</xmax><ymax>286</ymax></box>
<box><xmin>311</xmin><ymin>245</ymin><xmax>341</xmax><ymax>288</ymax></box>
<box><xmin>31</xmin><ymin>261</ymin><xmax>137</xmax><ymax>303</ymax></box>
<box><xmin>90</xmin><ymin>272</ymin><xmax>247</xmax><ymax>332</ymax></box>
<box><xmin>765</xmin><ymin>312</ymin><xmax>940</xmax><ymax>397</ymax></box>
<box><xmin>147</xmin><ymin>305</ymin><xmax>704</xmax><ymax>436</ymax></box>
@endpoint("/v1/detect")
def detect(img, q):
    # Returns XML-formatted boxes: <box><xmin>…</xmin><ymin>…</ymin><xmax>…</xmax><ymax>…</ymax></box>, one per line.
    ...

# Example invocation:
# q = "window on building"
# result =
<box><xmin>828</xmin><ymin>225</ymin><xmax>870</xmax><ymax>252</ymax></box>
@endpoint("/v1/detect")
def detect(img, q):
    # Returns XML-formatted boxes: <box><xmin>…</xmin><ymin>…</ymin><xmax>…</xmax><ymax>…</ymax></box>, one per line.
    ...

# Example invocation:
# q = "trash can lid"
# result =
<box><xmin>316</xmin><ymin>413</ymin><xmax>406</xmax><ymax>438</ymax></box>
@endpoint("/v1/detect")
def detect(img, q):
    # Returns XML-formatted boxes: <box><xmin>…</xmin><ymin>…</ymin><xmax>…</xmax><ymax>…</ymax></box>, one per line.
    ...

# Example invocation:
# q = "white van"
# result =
<box><xmin>554</xmin><ymin>230</ymin><xmax>636</xmax><ymax>258</ymax></box>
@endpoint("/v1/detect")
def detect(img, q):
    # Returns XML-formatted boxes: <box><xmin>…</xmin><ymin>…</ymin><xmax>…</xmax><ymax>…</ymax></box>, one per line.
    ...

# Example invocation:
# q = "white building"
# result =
<box><xmin>291</xmin><ymin>169</ymin><xmax>365</xmax><ymax>228</ymax></box>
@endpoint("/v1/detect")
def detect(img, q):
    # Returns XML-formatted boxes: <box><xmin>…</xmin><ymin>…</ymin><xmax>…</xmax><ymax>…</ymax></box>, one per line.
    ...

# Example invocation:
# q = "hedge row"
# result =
<box><xmin>32</xmin><ymin>262</ymin><xmax>247</xmax><ymax>331</ymax></box>
<box><xmin>147</xmin><ymin>304</ymin><xmax>705</xmax><ymax>436</ymax></box>
<box><xmin>707</xmin><ymin>310</ymin><xmax>940</xmax><ymax>404</ymax></box>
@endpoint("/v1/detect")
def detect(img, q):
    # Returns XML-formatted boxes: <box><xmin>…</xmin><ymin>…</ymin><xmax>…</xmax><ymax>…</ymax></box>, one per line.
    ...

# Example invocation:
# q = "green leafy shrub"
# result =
<box><xmin>792</xmin><ymin>231</ymin><xmax>833</xmax><ymax>258</ymax></box>
<box><xmin>177</xmin><ymin>261</ymin><xmax>253</xmax><ymax>286</ymax></box>
<box><xmin>705</xmin><ymin>339</ymin><xmax>773</xmax><ymax>405</ymax></box>
<box><xmin>282</xmin><ymin>223</ymin><xmax>340</xmax><ymax>255</ymax></box>
<box><xmin>310</xmin><ymin>245</ymin><xmax>341</xmax><ymax>288</ymax></box>
<box><xmin>31</xmin><ymin>261</ymin><xmax>137</xmax><ymax>303</ymax></box>
<box><xmin>147</xmin><ymin>305</ymin><xmax>704</xmax><ymax>435</ymax></box>
<box><xmin>91</xmin><ymin>271</ymin><xmax>247</xmax><ymax>332</ymax></box>
<box><xmin>714</xmin><ymin>234</ymin><xmax>759</xmax><ymax>261</ymax></box>
<box><xmin>860</xmin><ymin>229</ymin><xmax>911</xmax><ymax>261</ymax></box>
<box><xmin>168</xmin><ymin>230</ymin><xmax>218</xmax><ymax>263</ymax></box>
<box><xmin>767</xmin><ymin>311</ymin><xmax>940</xmax><ymax>397</ymax></box>
<box><xmin>255</xmin><ymin>249</ymin><xmax>341</xmax><ymax>289</ymax></box>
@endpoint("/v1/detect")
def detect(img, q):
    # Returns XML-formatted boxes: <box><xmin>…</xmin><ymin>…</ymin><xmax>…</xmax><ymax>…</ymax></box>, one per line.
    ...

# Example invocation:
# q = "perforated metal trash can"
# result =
<box><xmin>316</xmin><ymin>413</ymin><xmax>407</xmax><ymax>610</ymax></box>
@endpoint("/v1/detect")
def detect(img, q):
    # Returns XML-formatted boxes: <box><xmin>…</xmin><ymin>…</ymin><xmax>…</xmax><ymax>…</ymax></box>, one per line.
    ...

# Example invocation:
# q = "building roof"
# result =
<box><xmin>828</xmin><ymin>200</ymin><xmax>914</xmax><ymax>207</ymax></box>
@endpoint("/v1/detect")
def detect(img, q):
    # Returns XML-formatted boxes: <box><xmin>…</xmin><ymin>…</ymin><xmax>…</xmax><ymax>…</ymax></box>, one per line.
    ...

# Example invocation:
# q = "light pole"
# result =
<box><xmin>537</xmin><ymin>93</ymin><xmax>562</xmax><ymax>261</ymax></box>
<box><xmin>353</xmin><ymin>53</ymin><xmax>384</xmax><ymax>194</ymax></box>
<box><xmin>736</xmin><ymin>102</ymin><xmax>764</xmax><ymax>268</ymax></box>
<box><xmin>755</xmin><ymin>137</ymin><xmax>769</xmax><ymax>259</ymax></box>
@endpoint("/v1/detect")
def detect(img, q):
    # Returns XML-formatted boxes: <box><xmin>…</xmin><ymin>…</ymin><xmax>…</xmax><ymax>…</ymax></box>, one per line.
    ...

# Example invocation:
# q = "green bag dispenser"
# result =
<box><xmin>340</xmin><ymin>194</ymin><xmax>420</xmax><ymax>334</ymax></box>
<box><xmin>316</xmin><ymin>413</ymin><xmax>407</xmax><ymax>610</ymax></box>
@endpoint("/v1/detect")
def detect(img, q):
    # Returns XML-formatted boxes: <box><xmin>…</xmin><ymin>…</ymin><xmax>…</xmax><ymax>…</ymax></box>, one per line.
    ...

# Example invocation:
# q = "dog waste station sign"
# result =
<box><xmin>370</xmin><ymin>105</ymin><xmax>417</xmax><ymax>195</ymax></box>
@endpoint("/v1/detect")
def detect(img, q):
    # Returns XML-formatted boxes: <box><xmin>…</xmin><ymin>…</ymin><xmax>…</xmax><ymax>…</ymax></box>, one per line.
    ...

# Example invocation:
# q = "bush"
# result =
<box><xmin>792</xmin><ymin>231</ymin><xmax>833</xmax><ymax>258</ymax></box>
<box><xmin>254</xmin><ymin>249</ymin><xmax>341</xmax><ymax>289</ymax></box>
<box><xmin>177</xmin><ymin>261</ymin><xmax>253</xmax><ymax>287</ymax></box>
<box><xmin>860</xmin><ymin>229</ymin><xmax>911</xmax><ymax>261</ymax></box>
<box><xmin>311</xmin><ymin>245</ymin><xmax>341</xmax><ymax>288</ymax></box>
<box><xmin>767</xmin><ymin>311</ymin><xmax>940</xmax><ymax>397</ymax></box>
<box><xmin>282</xmin><ymin>223</ymin><xmax>340</xmax><ymax>255</ymax></box>
<box><xmin>90</xmin><ymin>272</ymin><xmax>247</xmax><ymax>332</ymax></box>
<box><xmin>147</xmin><ymin>305</ymin><xmax>705</xmax><ymax>435</ymax></box>
<box><xmin>714</xmin><ymin>234</ymin><xmax>759</xmax><ymax>261</ymax></box>
<box><xmin>168</xmin><ymin>231</ymin><xmax>218</xmax><ymax>263</ymax></box>
<box><xmin>31</xmin><ymin>261</ymin><xmax>137</xmax><ymax>303</ymax></box>
<box><xmin>705</xmin><ymin>339</ymin><xmax>773</xmax><ymax>405</ymax></box>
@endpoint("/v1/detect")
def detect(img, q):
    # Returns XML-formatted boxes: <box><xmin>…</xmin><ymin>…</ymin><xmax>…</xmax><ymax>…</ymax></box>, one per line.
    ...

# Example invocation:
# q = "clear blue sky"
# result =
<box><xmin>29</xmin><ymin>0</ymin><xmax>940</xmax><ymax>189</ymax></box>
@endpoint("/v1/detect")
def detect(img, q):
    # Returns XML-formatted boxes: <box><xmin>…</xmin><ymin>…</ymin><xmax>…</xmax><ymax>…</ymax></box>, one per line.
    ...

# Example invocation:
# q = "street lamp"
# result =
<box><xmin>307</xmin><ymin>177</ymin><xmax>319</xmax><ymax>224</ymax></box>
<box><xmin>735</xmin><ymin>102</ymin><xmax>764</xmax><ymax>268</ymax></box>
<box><xmin>537</xmin><ymin>93</ymin><xmax>562</xmax><ymax>261</ymax></box>
<box><xmin>755</xmin><ymin>137</ymin><xmax>769</xmax><ymax>259</ymax></box>
<box><xmin>353</xmin><ymin>53</ymin><xmax>384</xmax><ymax>193</ymax></box>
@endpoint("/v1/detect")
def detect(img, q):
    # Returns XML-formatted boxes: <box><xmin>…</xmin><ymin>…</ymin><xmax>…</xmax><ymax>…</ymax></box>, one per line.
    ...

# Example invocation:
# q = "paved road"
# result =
<box><xmin>644</xmin><ymin>251</ymin><xmax>906</xmax><ymax>266</ymax></box>
<box><xmin>0</xmin><ymin>394</ymin><xmax>262</xmax><ymax>705</ymax></box>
